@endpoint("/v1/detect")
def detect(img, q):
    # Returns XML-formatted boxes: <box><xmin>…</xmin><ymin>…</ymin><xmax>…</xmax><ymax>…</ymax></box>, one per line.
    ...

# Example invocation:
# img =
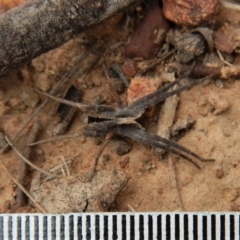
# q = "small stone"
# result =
<box><xmin>127</xmin><ymin>76</ymin><xmax>161</xmax><ymax>105</ymax></box>
<box><xmin>171</xmin><ymin>114</ymin><xmax>196</xmax><ymax>136</ymax></box>
<box><xmin>162</xmin><ymin>0</ymin><xmax>219</xmax><ymax>26</ymax></box>
<box><xmin>122</xmin><ymin>60</ymin><xmax>137</xmax><ymax>78</ymax></box>
<box><xmin>116</xmin><ymin>140</ymin><xmax>132</xmax><ymax>156</ymax></box>
<box><xmin>125</xmin><ymin>3</ymin><xmax>170</xmax><ymax>59</ymax></box>
<box><xmin>216</xmin><ymin>169</ymin><xmax>224</xmax><ymax>179</ymax></box>
<box><xmin>208</xmin><ymin>93</ymin><xmax>229</xmax><ymax>115</ymax></box>
<box><xmin>223</xmin><ymin>188</ymin><xmax>239</xmax><ymax>202</ymax></box>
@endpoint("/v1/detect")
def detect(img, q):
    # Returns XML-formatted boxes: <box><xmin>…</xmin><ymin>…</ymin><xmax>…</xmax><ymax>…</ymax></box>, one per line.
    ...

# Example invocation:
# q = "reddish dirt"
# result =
<box><xmin>1</xmin><ymin>2</ymin><xmax>240</xmax><ymax>214</ymax></box>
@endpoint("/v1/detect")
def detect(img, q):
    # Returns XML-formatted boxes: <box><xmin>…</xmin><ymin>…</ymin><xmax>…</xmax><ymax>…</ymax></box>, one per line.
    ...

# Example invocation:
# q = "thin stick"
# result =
<box><xmin>61</xmin><ymin>156</ymin><xmax>70</xmax><ymax>176</ymax></box>
<box><xmin>169</xmin><ymin>157</ymin><xmax>184</xmax><ymax>210</ymax></box>
<box><xmin>27</xmin><ymin>132</ymin><xmax>83</xmax><ymax>146</ymax></box>
<box><xmin>127</xmin><ymin>204</ymin><xmax>136</xmax><ymax>212</ymax></box>
<box><xmin>17</xmin><ymin>122</ymin><xmax>41</xmax><ymax>206</ymax></box>
<box><xmin>60</xmin><ymin>159</ymin><xmax>66</xmax><ymax>176</ymax></box>
<box><xmin>216</xmin><ymin>49</ymin><xmax>233</xmax><ymax>67</ymax></box>
<box><xmin>5</xmin><ymin>136</ymin><xmax>55</xmax><ymax>177</ymax></box>
<box><xmin>49</xmin><ymin>160</ymin><xmax>72</xmax><ymax>173</ymax></box>
<box><xmin>36</xmin><ymin>89</ymin><xmax>88</xmax><ymax>110</ymax></box>
<box><xmin>138</xmin><ymin>49</ymin><xmax>175</xmax><ymax>75</ymax></box>
<box><xmin>155</xmin><ymin>84</ymin><xmax>179</xmax><ymax>156</ymax></box>
<box><xmin>0</xmin><ymin>45</ymin><xmax>96</xmax><ymax>154</ymax></box>
<box><xmin>0</xmin><ymin>158</ymin><xmax>47</xmax><ymax>213</ymax></box>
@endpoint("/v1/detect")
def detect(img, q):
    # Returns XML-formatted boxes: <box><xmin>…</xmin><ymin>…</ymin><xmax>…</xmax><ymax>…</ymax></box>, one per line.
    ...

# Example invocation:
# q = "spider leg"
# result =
<box><xmin>150</xmin><ymin>133</ymin><xmax>214</xmax><ymax>163</ymax></box>
<box><xmin>123</xmin><ymin>75</ymin><xmax>213</xmax><ymax>118</ymax></box>
<box><xmin>36</xmin><ymin>89</ymin><xmax>88</xmax><ymax>111</ymax></box>
<box><xmin>36</xmin><ymin>89</ymin><xmax>117</xmax><ymax>119</ymax></box>
<box><xmin>113</xmin><ymin>125</ymin><xmax>214</xmax><ymax>168</ymax></box>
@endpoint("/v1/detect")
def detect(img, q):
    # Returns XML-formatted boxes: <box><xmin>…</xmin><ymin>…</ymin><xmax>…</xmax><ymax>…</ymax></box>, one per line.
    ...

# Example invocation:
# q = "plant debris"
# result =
<box><xmin>30</xmin><ymin>170</ymin><xmax>130</xmax><ymax>213</ymax></box>
<box><xmin>125</xmin><ymin>1</ymin><xmax>170</xmax><ymax>59</ymax></box>
<box><xmin>2</xmin><ymin>0</ymin><xmax>240</xmax><ymax>214</ymax></box>
<box><xmin>162</xmin><ymin>0</ymin><xmax>219</xmax><ymax>26</ymax></box>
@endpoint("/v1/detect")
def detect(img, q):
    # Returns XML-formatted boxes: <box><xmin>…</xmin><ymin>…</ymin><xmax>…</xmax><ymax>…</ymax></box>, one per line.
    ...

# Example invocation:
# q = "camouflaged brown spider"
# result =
<box><xmin>35</xmin><ymin>70</ymin><xmax>214</xmax><ymax>174</ymax></box>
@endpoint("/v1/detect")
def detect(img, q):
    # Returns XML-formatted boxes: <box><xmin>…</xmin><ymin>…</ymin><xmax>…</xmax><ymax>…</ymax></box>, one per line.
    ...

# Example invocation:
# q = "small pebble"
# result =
<box><xmin>208</xmin><ymin>93</ymin><xmax>229</xmax><ymax>115</ymax></box>
<box><xmin>116</xmin><ymin>140</ymin><xmax>132</xmax><ymax>156</ymax></box>
<box><xmin>162</xmin><ymin>0</ymin><xmax>219</xmax><ymax>26</ymax></box>
<box><xmin>171</xmin><ymin>114</ymin><xmax>195</xmax><ymax>136</ymax></box>
<box><xmin>122</xmin><ymin>60</ymin><xmax>137</xmax><ymax>78</ymax></box>
<box><xmin>125</xmin><ymin>3</ymin><xmax>170</xmax><ymax>59</ymax></box>
<box><xmin>223</xmin><ymin>188</ymin><xmax>239</xmax><ymax>202</ymax></box>
<box><xmin>216</xmin><ymin>169</ymin><xmax>224</xmax><ymax>179</ymax></box>
<box><xmin>127</xmin><ymin>76</ymin><xmax>160</xmax><ymax>105</ymax></box>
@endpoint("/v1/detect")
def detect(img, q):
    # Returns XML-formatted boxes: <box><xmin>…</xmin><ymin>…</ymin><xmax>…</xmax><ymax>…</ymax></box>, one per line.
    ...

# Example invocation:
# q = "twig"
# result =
<box><xmin>166</xmin><ymin>62</ymin><xmax>220</xmax><ymax>77</ymax></box>
<box><xmin>49</xmin><ymin>160</ymin><xmax>72</xmax><ymax>173</ymax></box>
<box><xmin>155</xmin><ymin>85</ymin><xmax>179</xmax><ymax>156</ymax></box>
<box><xmin>0</xmin><ymin>43</ymin><xmax>96</xmax><ymax>154</ymax></box>
<box><xmin>138</xmin><ymin>50</ymin><xmax>174</xmax><ymax>75</ymax></box>
<box><xmin>0</xmin><ymin>0</ymin><xmax>140</xmax><ymax>76</ymax></box>
<box><xmin>169</xmin><ymin>157</ymin><xmax>184</xmax><ymax>210</ymax></box>
<box><xmin>166</xmin><ymin>62</ymin><xmax>240</xmax><ymax>79</ymax></box>
<box><xmin>61</xmin><ymin>156</ymin><xmax>70</xmax><ymax>176</ymax></box>
<box><xmin>216</xmin><ymin>49</ymin><xmax>233</xmax><ymax>67</ymax></box>
<box><xmin>27</xmin><ymin>132</ymin><xmax>83</xmax><ymax>146</ymax></box>
<box><xmin>52</xmin><ymin>46</ymin><xmax>101</xmax><ymax>136</ymax></box>
<box><xmin>127</xmin><ymin>203</ymin><xmax>136</xmax><ymax>212</ymax></box>
<box><xmin>0</xmin><ymin>157</ymin><xmax>47</xmax><ymax>213</ymax></box>
<box><xmin>17</xmin><ymin>122</ymin><xmax>41</xmax><ymax>206</ymax></box>
<box><xmin>5</xmin><ymin>136</ymin><xmax>55</xmax><ymax>177</ymax></box>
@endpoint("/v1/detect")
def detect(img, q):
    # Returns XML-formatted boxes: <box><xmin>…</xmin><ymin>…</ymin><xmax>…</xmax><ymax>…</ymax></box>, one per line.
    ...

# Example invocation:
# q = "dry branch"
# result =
<box><xmin>0</xmin><ymin>0</ymin><xmax>139</xmax><ymax>76</ymax></box>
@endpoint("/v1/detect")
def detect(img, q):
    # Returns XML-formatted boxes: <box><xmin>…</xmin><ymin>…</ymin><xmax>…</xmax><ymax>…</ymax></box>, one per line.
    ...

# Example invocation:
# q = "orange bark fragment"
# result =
<box><xmin>0</xmin><ymin>0</ymin><xmax>26</xmax><ymax>14</ymax></box>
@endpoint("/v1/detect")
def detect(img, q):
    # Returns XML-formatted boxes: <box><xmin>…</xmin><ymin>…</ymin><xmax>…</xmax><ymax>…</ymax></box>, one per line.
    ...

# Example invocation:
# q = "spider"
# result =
<box><xmin>35</xmin><ymin>67</ymin><xmax>214</xmax><ymax>177</ymax></box>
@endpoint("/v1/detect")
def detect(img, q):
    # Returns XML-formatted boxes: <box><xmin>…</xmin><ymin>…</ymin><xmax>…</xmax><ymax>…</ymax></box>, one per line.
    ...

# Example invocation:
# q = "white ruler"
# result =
<box><xmin>0</xmin><ymin>212</ymin><xmax>239</xmax><ymax>239</ymax></box>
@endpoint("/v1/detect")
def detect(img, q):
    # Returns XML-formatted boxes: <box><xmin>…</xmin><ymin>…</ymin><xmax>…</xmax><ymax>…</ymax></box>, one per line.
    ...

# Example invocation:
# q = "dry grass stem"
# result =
<box><xmin>27</xmin><ymin>132</ymin><xmax>83</xmax><ymax>146</ymax></box>
<box><xmin>5</xmin><ymin>136</ymin><xmax>55</xmax><ymax>177</ymax></box>
<box><xmin>169</xmin><ymin>157</ymin><xmax>184</xmax><ymax>210</ymax></box>
<box><xmin>0</xmin><ymin>158</ymin><xmax>47</xmax><ymax>213</ymax></box>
